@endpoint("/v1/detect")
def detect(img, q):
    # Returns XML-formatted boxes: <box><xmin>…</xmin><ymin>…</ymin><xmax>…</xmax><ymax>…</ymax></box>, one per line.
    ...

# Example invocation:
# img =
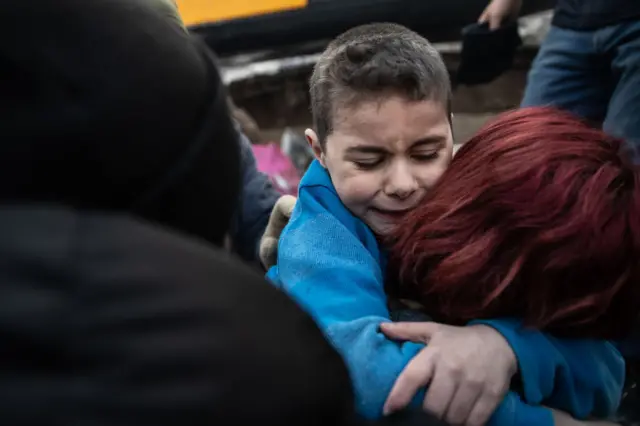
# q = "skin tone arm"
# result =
<box><xmin>478</xmin><ymin>0</ymin><xmax>523</xmax><ymax>29</ymax></box>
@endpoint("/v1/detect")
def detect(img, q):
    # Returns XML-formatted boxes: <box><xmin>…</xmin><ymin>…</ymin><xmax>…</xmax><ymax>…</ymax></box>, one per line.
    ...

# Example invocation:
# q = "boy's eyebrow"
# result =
<box><xmin>411</xmin><ymin>136</ymin><xmax>446</xmax><ymax>148</ymax></box>
<box><xmin>345</xmin><ymin>136</ymin><xmax>447</xmax><ymax>155</ymax></box>
<box><xmin>345</xmin><ymin>146</ymin><xmax>388</xmax><ymax>155</ymax></box>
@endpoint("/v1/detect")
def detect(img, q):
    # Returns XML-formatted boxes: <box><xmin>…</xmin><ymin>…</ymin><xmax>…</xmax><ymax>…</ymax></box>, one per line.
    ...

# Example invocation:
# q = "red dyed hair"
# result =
<box><xmin>390</xmin><ymin>107</ymin><xmax>640</xmax><ymax>339</ymax></box>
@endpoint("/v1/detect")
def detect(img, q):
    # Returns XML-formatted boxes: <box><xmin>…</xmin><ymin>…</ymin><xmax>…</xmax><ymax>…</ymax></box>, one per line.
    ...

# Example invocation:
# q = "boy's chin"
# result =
<box><xmin>365</xmin><ymin>219</ymin><xmax>396</xmax><ymax>239</ymax></box>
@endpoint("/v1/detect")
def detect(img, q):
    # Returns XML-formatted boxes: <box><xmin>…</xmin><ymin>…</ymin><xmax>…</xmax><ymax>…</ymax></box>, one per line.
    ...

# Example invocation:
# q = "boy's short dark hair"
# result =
<box><xmin>310</xmin><ymin>23</ymin><xmax>451</xmax><ymax>145</ymax></box>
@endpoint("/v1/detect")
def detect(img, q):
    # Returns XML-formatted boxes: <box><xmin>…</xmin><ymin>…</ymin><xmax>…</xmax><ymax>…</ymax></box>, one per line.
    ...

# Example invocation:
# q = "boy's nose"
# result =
<box><xmin>390</xmin><ymin>187</ymin><xmax>415</xmax><ymax>200</ymax></box>
<box><xmin>385</xmin><ymin>164</ymin><xmax>418</xmax><ymax>200</ymax></box>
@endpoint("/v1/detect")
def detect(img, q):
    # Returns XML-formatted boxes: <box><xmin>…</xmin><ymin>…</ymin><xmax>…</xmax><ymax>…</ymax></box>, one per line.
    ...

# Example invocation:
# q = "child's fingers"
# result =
<box><xmin>263</xmin><ymin>195</ymin><xmax>296</xmax><ymax>239</ymax></box>
<box><xmin>259</xmin><ymin>195</ymin><xmax>296</xmax><ymax>268</ymax></box>
<box><xmin>277</xmin><ymin>194</ymin><xmax>296</xmax><ymax>218</ymax></box>
<box><xmin>259</xmin><ymin>237</ymin><xmax>279</xmax><ymax>269</ymax></box>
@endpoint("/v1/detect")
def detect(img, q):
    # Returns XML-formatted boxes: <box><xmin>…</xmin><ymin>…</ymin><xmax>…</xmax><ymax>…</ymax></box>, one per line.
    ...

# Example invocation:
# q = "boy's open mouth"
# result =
<box><xmin>371</xmin><ymin>208</ymin><xmax>412</xmax><ymax>220</ymax></box>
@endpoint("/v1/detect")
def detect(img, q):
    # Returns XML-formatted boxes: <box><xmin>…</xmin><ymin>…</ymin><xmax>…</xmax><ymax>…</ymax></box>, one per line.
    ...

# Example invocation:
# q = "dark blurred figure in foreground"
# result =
<box><xmin>0</xmin><ymin>1</ymin><xmax>358</xmax><ymax>425</ymax></box>
<box><xmin>0</xmin><ymin>1</ymin><xmax>453</xmax><ymax>425</ymax></box>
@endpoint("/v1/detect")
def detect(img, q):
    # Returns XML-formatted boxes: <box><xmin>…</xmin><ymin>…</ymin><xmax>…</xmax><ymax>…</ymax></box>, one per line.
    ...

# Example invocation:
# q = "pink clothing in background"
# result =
<box><xmin>251</xmin><ymin>143</ymin><xmax>300</xmax><ymax>196</ymax></box>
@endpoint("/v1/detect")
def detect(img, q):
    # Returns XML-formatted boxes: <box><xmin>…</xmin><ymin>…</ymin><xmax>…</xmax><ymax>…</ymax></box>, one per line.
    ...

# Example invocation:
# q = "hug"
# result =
<box><xmin>267</xmin><ymin>23</ymin><xmax>640</xmax><ymax>426</ymax></box>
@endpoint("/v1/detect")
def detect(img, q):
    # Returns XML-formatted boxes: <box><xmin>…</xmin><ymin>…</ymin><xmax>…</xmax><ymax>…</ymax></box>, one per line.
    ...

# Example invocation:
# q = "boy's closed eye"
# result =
<box><xmin>410</xmin><ymin>138</ymin><xmax>445</xmax><ymax>162</ymax></box>
<box><xmin>352</xmin><ymin>156</ymin><xmax>385</xmax><ymax>169</ymax></box>
<box><xmin>411</xmin><ymin>150</ymin><xmax>440</xmax><ymax>162</ymax></box>
<box><xmin>350</xmin><ymin>150</ymin><xmax>439</xmax><ymax>169</ymax></box>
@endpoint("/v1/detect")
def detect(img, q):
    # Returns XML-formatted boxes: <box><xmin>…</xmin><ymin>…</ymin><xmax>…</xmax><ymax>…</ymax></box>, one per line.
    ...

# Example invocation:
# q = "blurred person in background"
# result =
<box><xmin>227</xmin><ymin>97</ymin><xmax>299</xmax><ymax>263</ymax></box>
<box><xmin>479</xmin><ymin>0</ymin><xmax>640</xmax><ymax>162</ymax></box>
<box><xmin>229</xmin><ymin>124</ymin><xmax>283</xmax><ymax>263</ymax></box>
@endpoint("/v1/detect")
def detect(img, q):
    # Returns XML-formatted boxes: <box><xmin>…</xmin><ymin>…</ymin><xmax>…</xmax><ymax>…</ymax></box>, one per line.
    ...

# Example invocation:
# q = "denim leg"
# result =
<box><xmin>601</xmin><ymin>21</ymin><xmax>640</xmax><ymax>163</ymax></box>
<box><xmin>521</xmin><ymin>25</ymin><xmax>611</xmax><ymax>123</ymax></box>
<box><xmin>598</xmin><ymin>22</ymin><xmax>640</xmax><ymax>359</ymax></box>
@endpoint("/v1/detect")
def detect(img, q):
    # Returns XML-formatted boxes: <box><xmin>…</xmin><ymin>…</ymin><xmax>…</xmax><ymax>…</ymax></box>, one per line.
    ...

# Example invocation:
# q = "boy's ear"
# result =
<box><xmin>305</xmin><ymin>128</ymin><xmax>326</xmax><ymax>167</ymax></box>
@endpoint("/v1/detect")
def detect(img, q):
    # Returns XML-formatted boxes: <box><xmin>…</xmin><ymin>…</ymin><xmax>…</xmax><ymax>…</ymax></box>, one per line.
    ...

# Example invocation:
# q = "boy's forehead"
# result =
<box><xmin>332</xmin><ymin>96</ymin><xmax>450</xmax><ymax>144</ymax></box>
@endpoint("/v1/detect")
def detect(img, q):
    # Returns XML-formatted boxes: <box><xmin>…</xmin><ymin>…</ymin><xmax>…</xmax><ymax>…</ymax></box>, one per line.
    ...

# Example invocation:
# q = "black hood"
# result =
<box><xmin>0</xmin><ymin>0</ymin><xmax>240</xmax><ymax>246</ymax></box>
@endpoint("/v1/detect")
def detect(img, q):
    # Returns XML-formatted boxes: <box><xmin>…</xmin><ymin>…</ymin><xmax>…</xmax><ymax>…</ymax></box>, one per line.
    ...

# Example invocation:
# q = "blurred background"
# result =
<box><xmin>176</xmin><ymin>0</ymin><xmax>556</xmax><ymax>186</ymax></box>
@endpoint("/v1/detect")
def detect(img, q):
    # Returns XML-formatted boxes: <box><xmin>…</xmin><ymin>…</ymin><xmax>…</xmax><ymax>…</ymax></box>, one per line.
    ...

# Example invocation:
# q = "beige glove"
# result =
<box><xmin>259</xmin><ymin>195</ymin><xmax>296</xmax><ymax>269</ymax></box>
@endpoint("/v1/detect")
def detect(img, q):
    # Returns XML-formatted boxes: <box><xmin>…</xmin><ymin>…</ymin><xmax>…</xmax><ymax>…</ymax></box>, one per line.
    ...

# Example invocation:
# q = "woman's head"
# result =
<box><xmin>390</xmin><ymin>107</ymin><xmax>640</xmax><ymax>339</ymax></box>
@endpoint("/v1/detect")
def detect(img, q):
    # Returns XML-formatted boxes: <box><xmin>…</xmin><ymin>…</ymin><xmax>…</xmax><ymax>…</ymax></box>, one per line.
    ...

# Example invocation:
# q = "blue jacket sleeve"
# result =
<box><xmin>230</xmin><ymin>131</ymin><xmax>280</xmax><ymax>262</ymax></box>
<box><xmin>476</xmin><ymin>319</ymin><xmax>624</xmax><ymax>419</ymax></box>
<box><xmin>268</xmin><ymin>186</ymin><xmax>424</xmax><ymax>419</ymax></box>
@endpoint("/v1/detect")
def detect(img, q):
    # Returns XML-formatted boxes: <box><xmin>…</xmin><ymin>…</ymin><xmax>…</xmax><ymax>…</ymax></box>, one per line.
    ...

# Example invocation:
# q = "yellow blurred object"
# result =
<box><xmin>176</xmin><ymin>0</ymin><xmax>308</xmax><ymax>26</ymax></box>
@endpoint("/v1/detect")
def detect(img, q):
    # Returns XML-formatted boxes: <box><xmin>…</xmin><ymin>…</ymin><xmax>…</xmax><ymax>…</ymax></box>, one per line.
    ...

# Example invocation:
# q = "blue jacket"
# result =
<box><xmin>267</xmin><ymin>160</ymin><xmax>624</xmax><ymax>424</ymax></box>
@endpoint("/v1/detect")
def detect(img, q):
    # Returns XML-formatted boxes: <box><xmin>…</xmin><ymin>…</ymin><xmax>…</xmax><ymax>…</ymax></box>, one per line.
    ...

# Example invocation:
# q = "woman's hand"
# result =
<box><xmin>380</xmin><ymin>322</ymin><xmax>517</xmax><ymax>426</ymax></box>
<box><xmin>478</xmin><ymin>0</ymin><xmax>523</xmax><ymax>30</ymax></box>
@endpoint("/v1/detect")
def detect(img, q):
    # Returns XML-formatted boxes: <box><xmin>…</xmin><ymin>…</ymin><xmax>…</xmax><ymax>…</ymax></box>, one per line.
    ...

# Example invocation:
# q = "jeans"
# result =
<box><xmin>521</xmin><ymin>21</ymin><xmax>640</xmax><ymax>163</ymax></box>
<box><xmin>523</xmin><ymin>22</ymin><xmax>640</xmax><ymax>360</ymax></box>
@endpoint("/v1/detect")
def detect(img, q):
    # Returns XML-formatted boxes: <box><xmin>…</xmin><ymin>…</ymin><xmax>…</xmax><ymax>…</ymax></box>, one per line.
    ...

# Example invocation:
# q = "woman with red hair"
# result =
<box><xmin>391</xmin><ymin>106</ymin><xmax>640</xmax><ymax>340</ymax></box>
<box><xmin>388</xmin><ymin>106</ymin><xmax>640</xmax><ymax>424</ymax></box>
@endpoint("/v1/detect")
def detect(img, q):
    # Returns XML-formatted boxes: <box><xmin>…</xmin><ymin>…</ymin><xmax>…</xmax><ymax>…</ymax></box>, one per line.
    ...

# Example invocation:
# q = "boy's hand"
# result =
<box><xmin>259</xmin><ymin>195</ymin><xmax>296</xmax><ymax>269</ymax></box>
<box><xmin>381</xmin><ymin>322</ymin><xmax>516</xmax><ymax>426</ymax></box>
<box><xmin>478</xmin><ymin>0</ymin><xmax>523</xmax><ymax>30</ymax></box>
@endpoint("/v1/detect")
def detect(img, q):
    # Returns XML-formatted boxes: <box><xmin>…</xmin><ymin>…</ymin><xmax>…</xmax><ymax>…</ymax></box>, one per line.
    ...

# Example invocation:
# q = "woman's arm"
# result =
<box><xmin>476</xmin><ymin>319</ymin><xmax>625</xmax><ymax>418</ymax></box>
<box><xmin>379</xmin><ymin>319</ymin><xmax>623</xmax><ymax>425</ymax></box>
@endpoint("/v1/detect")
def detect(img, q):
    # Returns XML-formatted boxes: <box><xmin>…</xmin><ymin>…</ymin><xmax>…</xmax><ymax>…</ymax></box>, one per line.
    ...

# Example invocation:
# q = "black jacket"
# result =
<box><xmin>553</xmin><ymin>0</ymin><xmax>640</xmax><ymax>30</ymax></box>
<box><xmin>0</xmin><ymin>206</ymin><xmax>355</xmax><ymax>426</ymax></box>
